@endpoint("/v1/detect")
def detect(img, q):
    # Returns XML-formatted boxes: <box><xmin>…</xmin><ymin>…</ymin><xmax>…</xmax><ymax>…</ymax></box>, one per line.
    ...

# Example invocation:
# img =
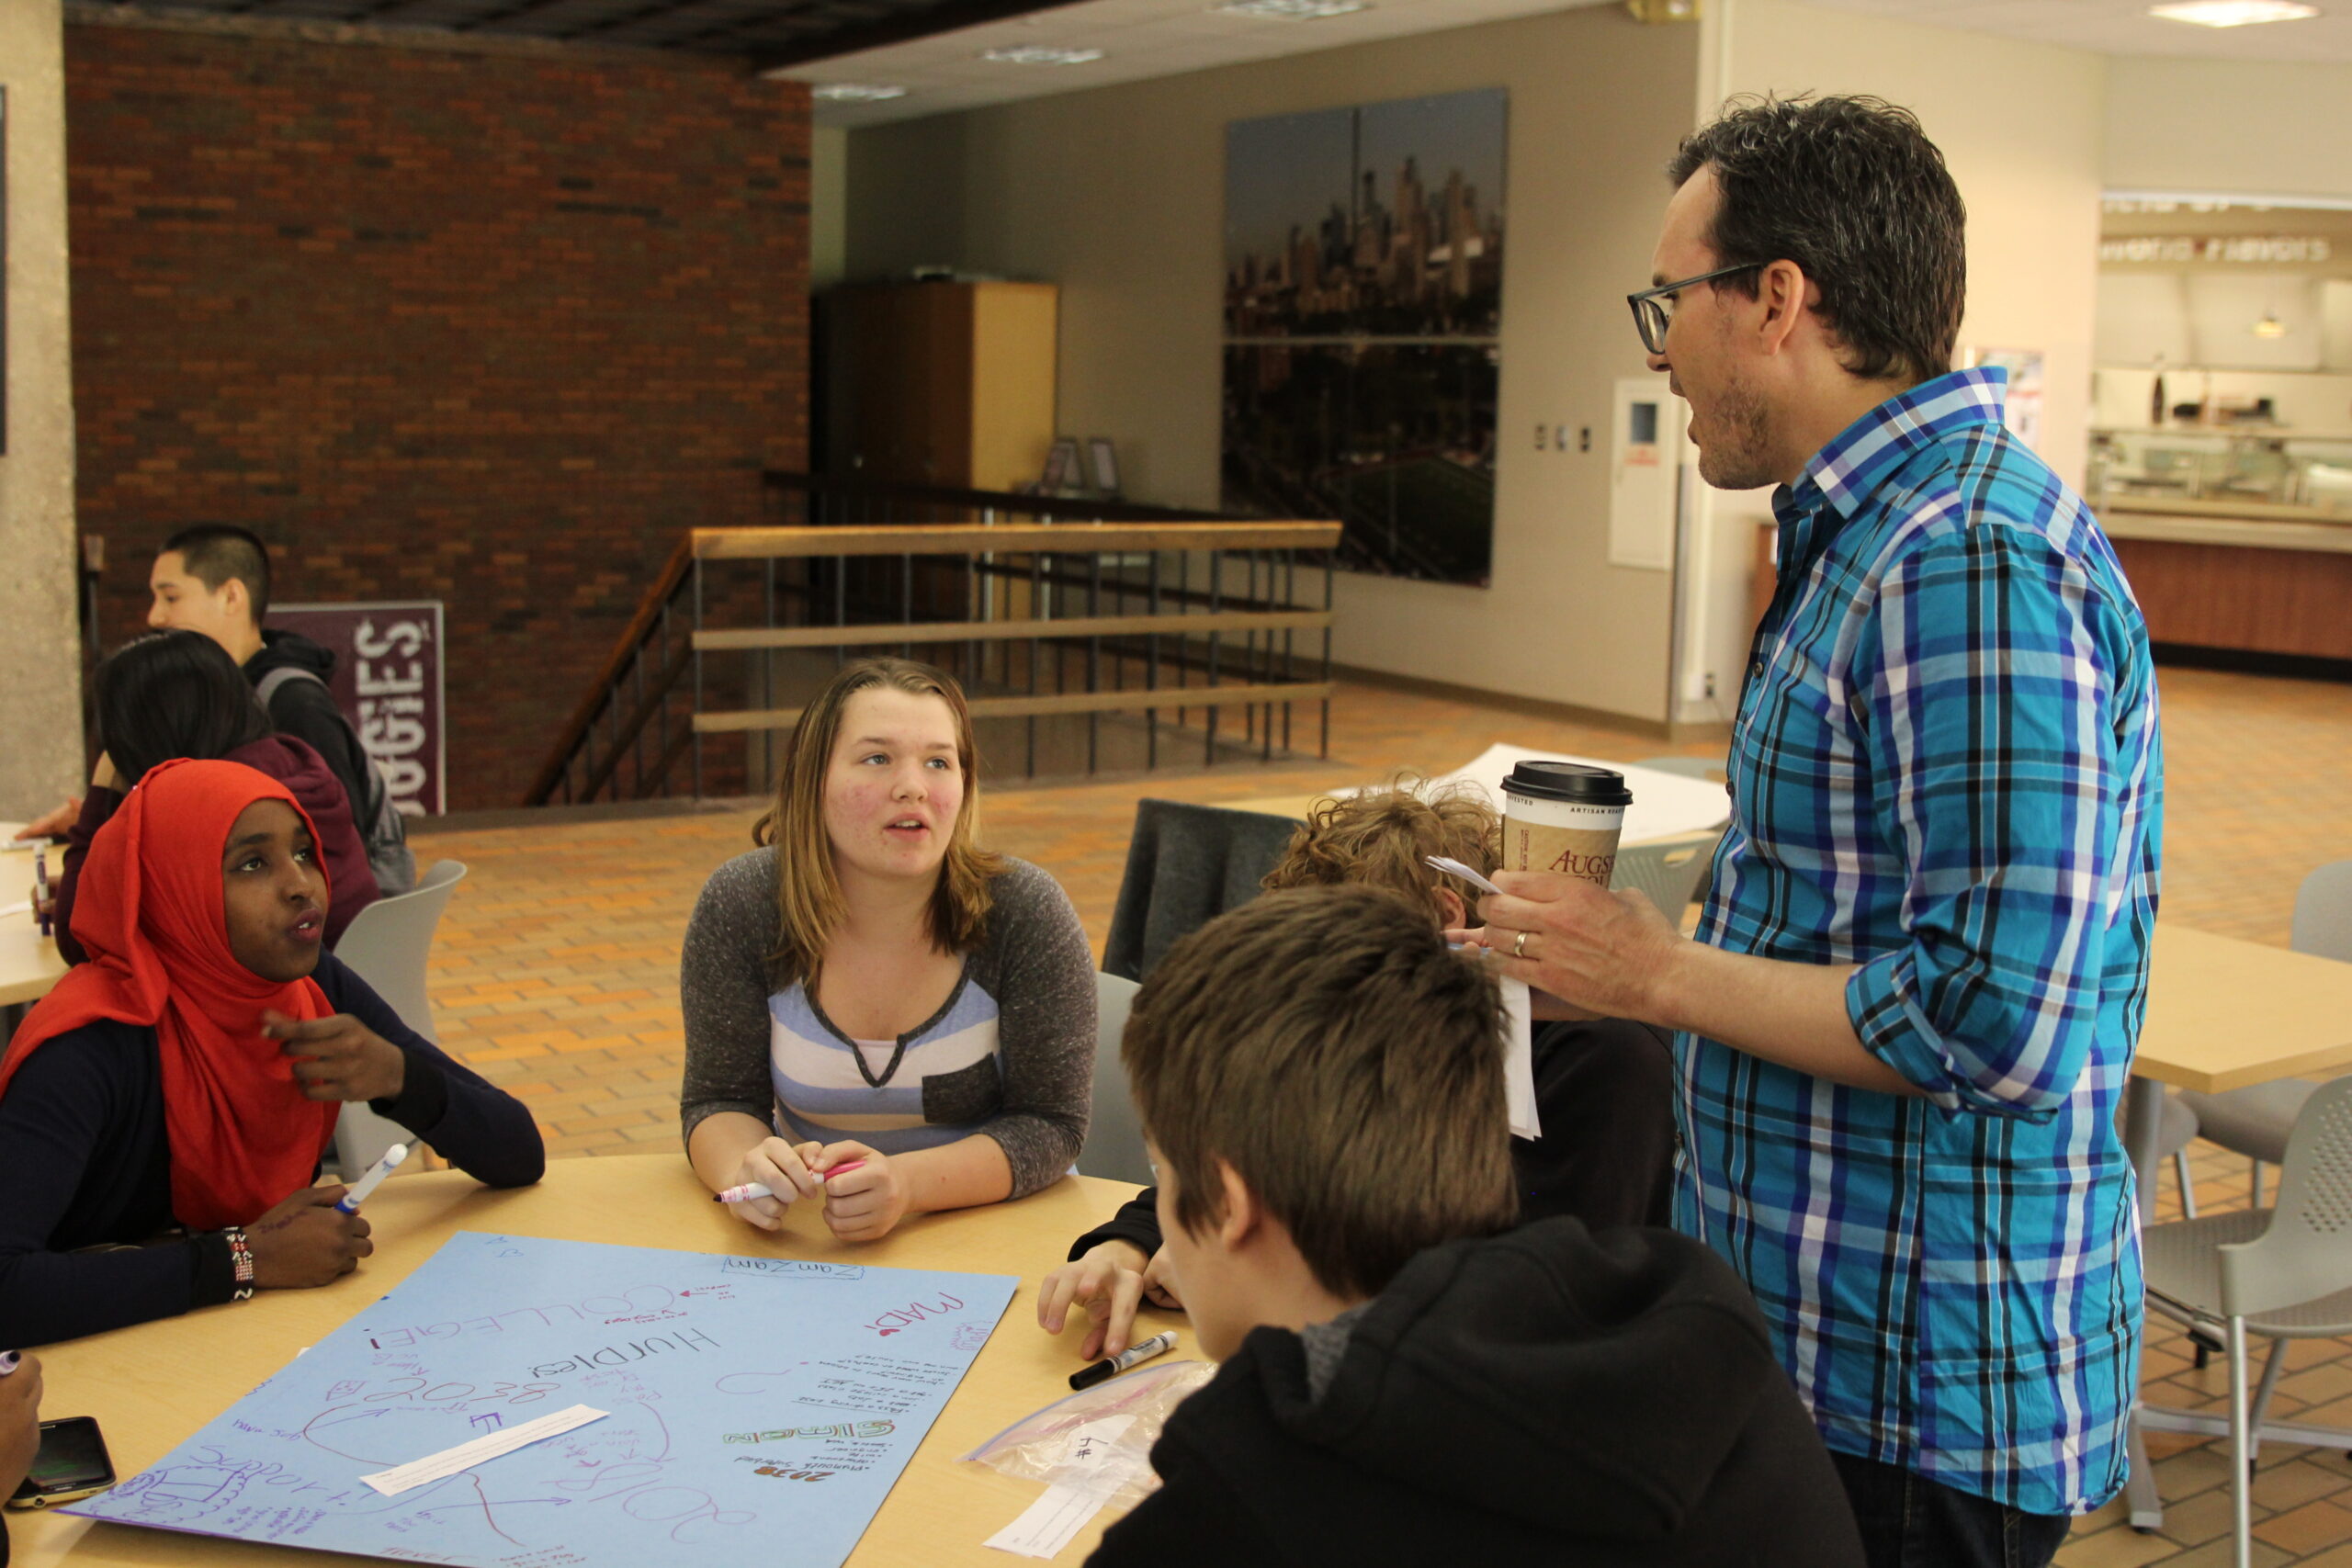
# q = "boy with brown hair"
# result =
<box><xmin>1039</xmin><ymin>784</ymin><xmax>1676</xmax><ymax>1360</ymax></box>
<box><xmin>1084</xmin><ymin>886</ymin><xmax>1860</xmax><ymax>1565</ymax></box>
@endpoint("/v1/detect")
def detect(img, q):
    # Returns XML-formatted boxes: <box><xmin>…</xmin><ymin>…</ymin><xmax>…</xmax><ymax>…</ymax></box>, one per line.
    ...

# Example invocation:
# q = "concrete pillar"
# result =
<box><xmin>0</xmin><ymin>0</ymin><xmax>83</xmax><ymax>820</ymax></box>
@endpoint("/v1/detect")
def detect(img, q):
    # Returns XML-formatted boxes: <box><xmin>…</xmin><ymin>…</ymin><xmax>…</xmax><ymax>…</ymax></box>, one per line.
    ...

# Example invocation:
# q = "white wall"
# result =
<box><xmin>846</xmin><ymin>6</ymin><xmax>1702</xmax><ymax>726</ymax></box>
<box><xmin>1672</xmin><ymin>0</ymin><xmax>2108</xmax><ymax>725</ymax></box>
<box><xmin>0</xmin><ymin>0</ymin><xmax>85</xmax><ymax>818</ymax></box>
<box><xmin>2105</xmin><ymin>57</ymin><xmax>2352</xmax><ymax>205</ymax></box>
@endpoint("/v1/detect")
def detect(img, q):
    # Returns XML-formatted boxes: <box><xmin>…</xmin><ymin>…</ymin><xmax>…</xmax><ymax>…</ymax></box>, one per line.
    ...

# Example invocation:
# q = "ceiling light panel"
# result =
<box><xmin>810</xmin><ymin>83</ymin><xmax>908</xmax><ymax>100</ymax></box>
<box><xmin>980</xmin><ymin>44</ymin><xmax>1108</xmax><ymax>62</ymax></box>
<box><xmin>2147</xmin><ymin>2</ymin><xmax>2320</xmax><ymax>27</ymax></box>
<box><xmin>1214</xmin><ymin>0</ymin><xmax>1372</xmax><ymax>17</ymax></box>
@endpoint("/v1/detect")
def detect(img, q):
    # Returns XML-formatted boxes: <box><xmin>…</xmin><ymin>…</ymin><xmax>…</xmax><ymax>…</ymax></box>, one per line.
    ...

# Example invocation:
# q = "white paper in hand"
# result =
<box><xmin>1501</xmin><ymin>976</ymin><xmax>1540</xmax><ymax>1141</ymax></box>
<box><xmin>1429</xmin><ymin>856</ymin><xmax>1540</xmax><ymax>1139</ymax></box>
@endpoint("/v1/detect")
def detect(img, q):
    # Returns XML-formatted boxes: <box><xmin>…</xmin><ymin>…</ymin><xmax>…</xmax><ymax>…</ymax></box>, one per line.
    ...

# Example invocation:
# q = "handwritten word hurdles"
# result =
<box><xmin>531</xmin><ymin>1328</ymin><xmax>718</xmax><ymax>1381</ymax></box>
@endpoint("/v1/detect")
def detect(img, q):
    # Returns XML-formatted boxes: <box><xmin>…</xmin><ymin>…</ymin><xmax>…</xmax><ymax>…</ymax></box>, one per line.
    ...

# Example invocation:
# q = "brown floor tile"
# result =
<box><xmin>2258</xmin><ymin>1500</ymin><xmax>2352</xmax><ymax>1557</ymax></box>
<box><xmin>2062</xmin><ymin>1525</ymin><xmax>2204</xmax><ymax>1568</ymax></box>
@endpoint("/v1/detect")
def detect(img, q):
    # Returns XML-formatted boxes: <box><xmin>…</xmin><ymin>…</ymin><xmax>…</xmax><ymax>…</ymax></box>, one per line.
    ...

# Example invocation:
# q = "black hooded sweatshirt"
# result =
<box><xmin>245</xmin><ymin>628</ymin><xmax>376</xmax><ymax>830</ymax></box>
<box><xmin>1088</xmin><ymin>1218</ymin><xmax>1863</xmax><ymax>1567</ymax></box>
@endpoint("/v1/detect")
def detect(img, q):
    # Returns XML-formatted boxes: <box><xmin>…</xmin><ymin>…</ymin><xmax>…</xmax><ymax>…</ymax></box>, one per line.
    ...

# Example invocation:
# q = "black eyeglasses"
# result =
<box><xmin>1626</xmin><ymin>263</ymin><xmax>1764</xmax><ymax>355</ymax></box>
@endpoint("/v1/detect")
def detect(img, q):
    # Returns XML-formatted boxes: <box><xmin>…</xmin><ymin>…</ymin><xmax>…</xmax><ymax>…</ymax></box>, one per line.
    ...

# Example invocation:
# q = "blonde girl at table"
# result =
<box><xmin>681</xmin><ymin>657</ymin><xmax>1094</xmax><ymax>1244</ymax></box>
<box><xmin>0</xmin><ymin>761</ymin><xmax>543</xmax><ymax>1349</ymax></box>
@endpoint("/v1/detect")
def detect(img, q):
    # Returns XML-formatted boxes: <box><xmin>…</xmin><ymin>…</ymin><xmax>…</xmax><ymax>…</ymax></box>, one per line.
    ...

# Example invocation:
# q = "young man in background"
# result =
<box><xmin>17</xmin><ymin>525</ymin><xmax>374</xmax><ymax>847</ymax></box>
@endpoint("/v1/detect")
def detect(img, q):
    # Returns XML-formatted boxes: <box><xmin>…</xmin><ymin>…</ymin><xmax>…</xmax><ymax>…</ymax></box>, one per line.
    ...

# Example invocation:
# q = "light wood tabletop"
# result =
<box><xmin>2131</xmin><ymin>923</ymin><xmax>2352</xmax><ymax>1095</ymax></box>
<box><xmin>9</xmin><ymin>1156</ymin><xmax>1175</xmax><ymax>1568</ymax></box>
<box><xmin>0</xmin><ymin>825</ymin><xmax>71</xmax><ymax>1010</ymax></box>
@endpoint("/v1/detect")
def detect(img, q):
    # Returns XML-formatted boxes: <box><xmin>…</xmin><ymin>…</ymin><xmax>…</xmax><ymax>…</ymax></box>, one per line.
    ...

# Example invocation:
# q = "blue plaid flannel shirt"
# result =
<box><xmin>1676</xmin><ymin>367</ymin><xmax>2164</xmax><ymax>1516</ymax></box>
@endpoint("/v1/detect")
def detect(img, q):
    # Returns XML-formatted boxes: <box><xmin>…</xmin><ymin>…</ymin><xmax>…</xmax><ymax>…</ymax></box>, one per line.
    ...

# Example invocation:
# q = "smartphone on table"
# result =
<box><xmin>6</xmin><ymin>1416</ymin><xmax>116</xmax><ymax>1509</ymax></box>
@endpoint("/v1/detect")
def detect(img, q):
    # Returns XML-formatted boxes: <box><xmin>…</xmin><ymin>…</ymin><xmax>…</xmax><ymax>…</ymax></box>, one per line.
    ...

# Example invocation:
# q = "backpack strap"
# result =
<box><xmin>254</xmin><ymin>664</ymin><xmax>323</xmax><ymax>706</ymax></box>
<box><xmin>254</xmin><ymin>664</ymin><xmax>385</xmax><ymax>821</ymax></box>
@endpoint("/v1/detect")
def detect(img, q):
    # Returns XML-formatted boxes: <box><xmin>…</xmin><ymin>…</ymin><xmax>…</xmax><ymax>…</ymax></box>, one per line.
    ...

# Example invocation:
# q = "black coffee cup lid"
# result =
<box><xmin>1501</xmin><ymin>761</ymin><xmax>1633</xmax><ymax>807</ymax></box>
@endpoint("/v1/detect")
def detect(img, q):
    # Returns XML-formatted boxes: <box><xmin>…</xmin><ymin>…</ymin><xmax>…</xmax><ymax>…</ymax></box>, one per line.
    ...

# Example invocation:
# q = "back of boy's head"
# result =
<box><xmin>1123</xmin><ymin>885</ymin><xmax>1517</xmax><ymax>1302</ymax></box>
<box><xmin>1261</xmin><ymin>777</ymin><xmax>1498</xmax><ymax>919</ymax></box>
<box><xmin>162</xmin><ymin>525</ymin><xmax>272</xmax><ymax>623</ymax></box>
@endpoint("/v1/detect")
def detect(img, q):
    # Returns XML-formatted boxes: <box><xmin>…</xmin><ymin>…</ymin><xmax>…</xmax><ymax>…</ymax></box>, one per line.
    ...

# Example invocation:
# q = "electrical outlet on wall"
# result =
<box><xmin>1703</xmin><ymin>671</ymin><xmax>1717</xmax><ymax>700</ymax></box>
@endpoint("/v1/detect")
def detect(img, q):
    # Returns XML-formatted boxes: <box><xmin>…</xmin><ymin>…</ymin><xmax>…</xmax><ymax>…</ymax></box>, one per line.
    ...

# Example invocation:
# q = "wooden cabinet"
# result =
<box><xmin>820</xmin><ymin>281</ymin><xmax>1058</xmax><ymax>491</ymax></box>
<box><xmin>2109</xmin><ymin>533</ymin><xmax>2352</xmax><ymax>660</ymax></box>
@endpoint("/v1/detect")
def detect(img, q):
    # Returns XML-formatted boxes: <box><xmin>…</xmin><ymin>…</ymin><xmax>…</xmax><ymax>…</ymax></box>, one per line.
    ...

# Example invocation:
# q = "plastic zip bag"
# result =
<box><xmin>961</xmin><ymin>1359</ymin><xmax>1215</xmax><ymax>1507</ymax></box>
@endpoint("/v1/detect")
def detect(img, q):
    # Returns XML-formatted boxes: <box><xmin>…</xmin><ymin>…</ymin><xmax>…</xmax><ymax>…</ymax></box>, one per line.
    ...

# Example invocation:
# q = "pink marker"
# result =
<box><xmin>713</xmin><ymin>1161</ymin><xmax>866</xmax><ymax>1204</ymax></box>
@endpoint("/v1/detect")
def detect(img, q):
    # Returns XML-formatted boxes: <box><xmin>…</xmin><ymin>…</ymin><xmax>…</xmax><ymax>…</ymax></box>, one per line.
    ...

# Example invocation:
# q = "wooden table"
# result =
<box><xmin>0</xmin><ymin>824</ymin><xmax>70</xmax><ymax>1011</ymax></box>
<box><xmin>2129</xmin><ymin>925</ymin><xmax>2352</xmax><ymax>1095</ymax></box>
<box><xmin>2118</xmin><ymin>923</ymin><xmax>2352</xmax><ymax>1530</ymax></box>
<box><xmin>10</xmin><ymin>1157</ymin><xmax>1176</xmax><ymax>1567</ymax></box>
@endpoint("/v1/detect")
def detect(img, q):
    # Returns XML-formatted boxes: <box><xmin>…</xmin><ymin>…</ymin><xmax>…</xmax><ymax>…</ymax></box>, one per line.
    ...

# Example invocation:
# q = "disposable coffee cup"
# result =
<box><xmin>1500</xmin><ymin>761</ymin><xmax>1633</xmax><ymax>888</ymax></box>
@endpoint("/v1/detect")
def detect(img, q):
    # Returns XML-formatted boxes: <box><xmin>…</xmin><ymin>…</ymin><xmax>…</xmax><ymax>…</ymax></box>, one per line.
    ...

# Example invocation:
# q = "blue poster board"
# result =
<box><xmin>66</xmin><ymin>1233</ymin><xmax>1018</xmax><ymax>1567</ymax></box>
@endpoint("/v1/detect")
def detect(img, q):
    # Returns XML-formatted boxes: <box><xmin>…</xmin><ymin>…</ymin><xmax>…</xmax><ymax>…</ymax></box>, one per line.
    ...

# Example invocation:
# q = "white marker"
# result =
<box><xmin>712</xmin><ymin>1161</ymin><xmax>866</xmax><ymax>1204</ymax></box>
<box><xmin>335</xmin><ymin>1143</ymin><xmax>412</xmax><ymax>1214</ymax></box>
<box><xmin>1427</xmin><ymin>854</ymin><xmax>1504</xmax><ymax>897</ymax></box>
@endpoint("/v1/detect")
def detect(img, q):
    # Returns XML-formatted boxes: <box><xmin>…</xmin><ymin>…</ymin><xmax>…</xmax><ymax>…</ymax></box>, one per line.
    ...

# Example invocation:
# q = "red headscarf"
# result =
<box><xmin>0</xmin><ymin>758</ymin><xmax>340</xmax><ymax>1230</ymax></box>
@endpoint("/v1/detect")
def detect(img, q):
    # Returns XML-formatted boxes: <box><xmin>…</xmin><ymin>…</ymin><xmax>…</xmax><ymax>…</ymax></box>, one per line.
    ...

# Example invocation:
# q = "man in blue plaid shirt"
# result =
<box><xmin>1473</xmin><ymin>96</ymin><xmax>2160</xmax><ymax>1568</ymax></box>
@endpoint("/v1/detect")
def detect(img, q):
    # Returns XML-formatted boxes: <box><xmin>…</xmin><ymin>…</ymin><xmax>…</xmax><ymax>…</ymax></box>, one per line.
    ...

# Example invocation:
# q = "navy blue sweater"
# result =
<box><xmin>0</xmin><ymin>953</ymin><xmax>543</xmax><ymax>1348</ymax></box>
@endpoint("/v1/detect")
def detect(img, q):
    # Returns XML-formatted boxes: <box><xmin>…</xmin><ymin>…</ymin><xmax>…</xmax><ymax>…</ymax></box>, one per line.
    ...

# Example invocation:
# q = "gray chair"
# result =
<box><xmin>2174</xmin><ymin>861</ymin><xmax>2352</xmax><ymax>1205</ymax></box>
<box><xmin>2153</xmin><ymin>1092</ymin><xmax>2203</xmax><ymax>1221</ymax></box>
<box><xmin>1102</xmin><ymin>800</ymin><xmax>1300</xmax><ymax>982</ymax></box>
<box><xmin>1610</xmin><ymin>831</ymin><xmax>1720</xmax><ymax>911</ymax></box>
<box><xmin>1077</xmin><ymin>971</ymin><xmax>1150</xmax><ymax>1187</ymax></box>
<box><xmin>328</xmin><ymin>860</ymin><xmax>469</xmax><ymax>1181</ymax></box>
<box><xmin>2143</xmin><ymin>1076</ymin><xmax>2352</xmax><ymax>1568</ymax></box>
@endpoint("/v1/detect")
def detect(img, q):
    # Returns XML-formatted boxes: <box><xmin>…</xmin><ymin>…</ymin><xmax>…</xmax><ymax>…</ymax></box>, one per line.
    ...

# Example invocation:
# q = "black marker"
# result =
<box><xmin>1069</xmin><ymin>1330</ymin><xmax>1178</xmax><ymax>1391</ymax></box>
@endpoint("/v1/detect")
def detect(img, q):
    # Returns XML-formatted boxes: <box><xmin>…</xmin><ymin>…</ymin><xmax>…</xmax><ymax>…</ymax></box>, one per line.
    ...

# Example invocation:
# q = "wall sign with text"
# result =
<box><xmin>2099</xmin><ymin>235</ymin><xmax>2333</xmax><ymax>265</ymax></box>
<box><xmin>273</xmin><ymin>601</ymin><xmax>447</xmax><ymax>817</ymax></box>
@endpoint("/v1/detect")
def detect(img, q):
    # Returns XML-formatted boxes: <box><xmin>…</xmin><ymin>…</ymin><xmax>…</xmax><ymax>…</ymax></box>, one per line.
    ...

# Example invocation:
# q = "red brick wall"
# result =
<box><xmin>65</xmin><ymin>23</ymin><xmax>808</xmax><ymax>809</ymax></box>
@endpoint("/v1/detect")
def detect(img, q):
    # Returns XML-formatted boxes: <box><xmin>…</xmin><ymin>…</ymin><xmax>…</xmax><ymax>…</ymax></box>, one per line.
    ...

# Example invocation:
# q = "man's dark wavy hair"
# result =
<box><xmin>1668</xmin><ymin>94</ymin><xmax>1965</xmax><ymax>387</ymax></box>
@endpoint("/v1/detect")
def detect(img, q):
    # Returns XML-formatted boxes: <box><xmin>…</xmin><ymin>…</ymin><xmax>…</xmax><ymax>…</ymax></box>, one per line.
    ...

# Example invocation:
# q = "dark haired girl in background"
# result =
<box><xmin>48</xmin><ymin>630</ymin><xmax>379</xmax><ymax>964</ymax></box>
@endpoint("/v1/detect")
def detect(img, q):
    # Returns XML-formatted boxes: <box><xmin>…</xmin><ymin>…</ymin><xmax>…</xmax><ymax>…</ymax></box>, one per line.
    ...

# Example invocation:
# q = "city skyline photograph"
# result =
<box><xmin>1225</xmin><ymin>87</ymin><xmax>1506</xmax><ymax>341</ymax></box>
<box><xmin>1222</xmin><ymin>88</ymin><xmax>1506</xmax><ymax>586</ymax></box>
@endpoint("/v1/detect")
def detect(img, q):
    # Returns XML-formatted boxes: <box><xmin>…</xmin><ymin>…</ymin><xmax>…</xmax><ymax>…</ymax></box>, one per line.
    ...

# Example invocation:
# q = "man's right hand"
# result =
<box><xmin>246</xmin><ymin>1186</ymin><xmax>372</xmax><ymax>1288</ymax></box>
<box><xmin>1037</xmin><ymin>1240</ymin><xmax>1156</xmax><ymax>1360</ymax></box>
<box><xmin>0</xmin><ymin>1351</ymin><xmax>44</xmax><ymax>1504</ymax></box>
<box><xmin>13</xmin><ymin>800</ymin><xmax>79</xmax><ymax>842</ymax></box>
<box><xmin>719</xmin><ymin>1138</ymin><xmax>824</xmax><ymax>1233</ymax></box>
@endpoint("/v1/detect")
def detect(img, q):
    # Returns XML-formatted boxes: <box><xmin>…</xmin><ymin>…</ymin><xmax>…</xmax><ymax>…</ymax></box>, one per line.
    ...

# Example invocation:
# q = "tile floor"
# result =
<box><xmin>401</xmin><ymin>661</ymin><xmax>2352</xmax><ymax>1564</ymax></box>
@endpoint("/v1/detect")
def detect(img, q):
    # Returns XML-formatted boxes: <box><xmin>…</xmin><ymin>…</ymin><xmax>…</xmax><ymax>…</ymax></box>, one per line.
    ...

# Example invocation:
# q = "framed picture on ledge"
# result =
<box><xmin>1039</xmin><ymin>436</ymin><xmax>1080</xmax><ymax>494</ymax></box>
<box><xmin>1085</xmin><ymin>438</ymin><xmax>1120</xmax><ymax>497</ymax></box>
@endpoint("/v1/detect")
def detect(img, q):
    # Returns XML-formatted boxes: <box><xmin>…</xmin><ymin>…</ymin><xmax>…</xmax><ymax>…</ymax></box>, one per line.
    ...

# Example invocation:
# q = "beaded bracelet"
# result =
<box><xmin>224</xmin><ymin>1226</ymin><xmax>255</xmax><ymax>1302</ymax></box>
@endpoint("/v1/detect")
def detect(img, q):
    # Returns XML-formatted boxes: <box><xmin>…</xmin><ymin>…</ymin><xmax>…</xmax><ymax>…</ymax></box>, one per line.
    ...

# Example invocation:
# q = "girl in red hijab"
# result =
<box><xmin>0</xmin><ymin>760</ymin><xmax>541</xmax><ymax>1348</ymax></box>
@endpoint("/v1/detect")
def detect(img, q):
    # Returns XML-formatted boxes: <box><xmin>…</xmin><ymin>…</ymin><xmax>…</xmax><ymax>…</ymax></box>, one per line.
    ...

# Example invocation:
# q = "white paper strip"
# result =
<box><xmin>982</xmin><ymin>1415</ymin><xmax>1139</xmax><ymax>1558</ymax></box>
<box><xmin>985</xmin><ymin>1483</ymin><xmax>1107</xmax><ymax>1559</ymax></box>
<box><xmin>359</xmin><ymin>1404</ymin><xmax>607</xmax><ymax>1496</ymax></box>
<box><xmin>1501</xmin><ymin>977</ymin><xmax>1540</xmax><ymax>1141</ymax></box>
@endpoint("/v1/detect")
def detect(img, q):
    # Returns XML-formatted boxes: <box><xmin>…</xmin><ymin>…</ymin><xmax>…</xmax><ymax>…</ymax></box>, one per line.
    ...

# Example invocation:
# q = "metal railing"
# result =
<box><xmin>525</xmin><ymin>477</ymin><xmax>1340</xmax><ymax>806</ymax></box>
